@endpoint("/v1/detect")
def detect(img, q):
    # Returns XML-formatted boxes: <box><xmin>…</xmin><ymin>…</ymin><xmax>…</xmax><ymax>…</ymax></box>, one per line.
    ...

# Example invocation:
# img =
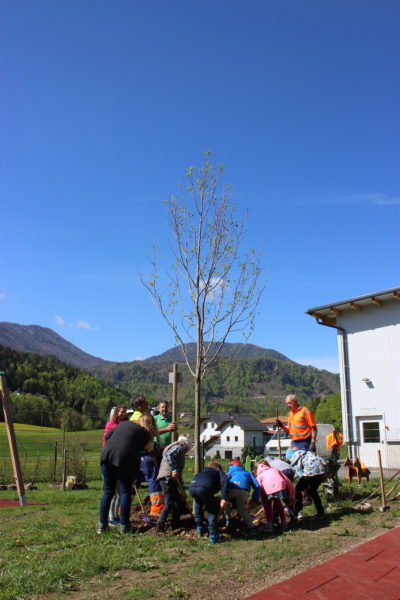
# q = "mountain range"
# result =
<box><xmin>0</xmin><ymin>322</ymin><xmax>295</xmax><ymax>368</ymax></box>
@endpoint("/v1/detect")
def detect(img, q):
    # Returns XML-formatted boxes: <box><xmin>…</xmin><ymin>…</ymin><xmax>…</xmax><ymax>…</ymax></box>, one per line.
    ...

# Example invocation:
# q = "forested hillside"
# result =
<box><xmin>92</xmin><ymin>355</ymin><xmax>340</xmax><ymax>418</ymax></box>
<box><xmin>0</xmin><ymin>343</ymin><xmax>340</xmax><ymax>430</ymax></box>
<box><xmin>0</xmin><ymin>345</ymin><xmax>128</xmax><ymax>430</ymax></box>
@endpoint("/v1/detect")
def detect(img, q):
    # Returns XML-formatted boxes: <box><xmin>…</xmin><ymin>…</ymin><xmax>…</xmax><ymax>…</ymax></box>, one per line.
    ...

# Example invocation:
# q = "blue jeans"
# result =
<box><xmin>292</xmin><ymin>437</ymin><xmax>311</xmax><ymax>451</ymax></box>
<box><xmin>99</xmin><ymin>463</ymin><xmax>134</xmax><ymax>527</ymax></box>
<box><xmin>189</xmin><ymin>484</ymin><xmax>220</xmax><ymax>536</ymax></box>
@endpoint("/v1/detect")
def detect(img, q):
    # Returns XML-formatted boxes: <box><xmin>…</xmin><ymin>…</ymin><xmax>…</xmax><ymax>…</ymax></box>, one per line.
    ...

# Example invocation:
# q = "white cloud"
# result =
<box><xmin>320</xmin><ymin>192</ymin><xmax>400</xmax><ymax>207</ymax></box>
<box><xmin>0</xmin><ymin>293</ymin><xmax>6</xmax><ymax>299</ymax></box>
<box><xmin>55</xmin><ymin>315</ymin><xmax>66</xmax><ymax>327</ymax></box>
<box><xmin>54</xmin><ymin>315</ymin><xmax>99</xmax><ymax>331</ymax></box>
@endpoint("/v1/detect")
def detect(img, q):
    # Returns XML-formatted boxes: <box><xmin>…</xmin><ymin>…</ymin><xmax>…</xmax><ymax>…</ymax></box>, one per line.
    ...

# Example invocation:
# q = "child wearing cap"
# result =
<box><xmin>224</xmin><ymin>459</ymin><xmax>260</xmax><ymax>535</ymax></box>
<box><xmin>155</xmin><ymin>435</ymin><xmax>193</xmax><ymax>534</ymax></box>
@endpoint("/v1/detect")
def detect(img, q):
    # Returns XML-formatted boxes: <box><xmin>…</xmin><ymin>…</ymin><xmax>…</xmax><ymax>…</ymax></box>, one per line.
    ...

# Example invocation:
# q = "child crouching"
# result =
<box><xmin>256</xmin><ymin>459</ymin><xmax>295</xmax><ymax>533</ymax></box>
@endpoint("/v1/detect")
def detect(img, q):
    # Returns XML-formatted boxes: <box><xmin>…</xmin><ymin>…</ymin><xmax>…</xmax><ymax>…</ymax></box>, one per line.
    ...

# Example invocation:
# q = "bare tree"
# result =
<box><xmin>141</xmin><ymin>152</ymin><xmax>265</xmax><ymax>472</ymax></box>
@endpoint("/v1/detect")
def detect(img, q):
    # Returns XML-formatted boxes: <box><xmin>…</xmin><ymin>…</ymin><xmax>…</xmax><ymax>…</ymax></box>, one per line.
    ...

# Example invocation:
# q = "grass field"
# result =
<box><xmin>0</xmin><ymin>478</ymin><xmax>399</xmax><ymax>600</ymax></box>
<box><xmin>0</xmin><ymin>424</ymin><xmax>104</xmax><ymax>484</ymax></box>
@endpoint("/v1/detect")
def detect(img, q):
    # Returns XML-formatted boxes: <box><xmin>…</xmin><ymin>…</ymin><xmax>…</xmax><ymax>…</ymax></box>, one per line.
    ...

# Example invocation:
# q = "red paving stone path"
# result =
<box><xmin>245</xmin><ymin>526</ymin><xmax>400</xmax><ymax>600</ymax></box>
<box><xmin>0</xmin><ymin>499</ymin><xmax>46</xmax><ymax>508</ymax></box>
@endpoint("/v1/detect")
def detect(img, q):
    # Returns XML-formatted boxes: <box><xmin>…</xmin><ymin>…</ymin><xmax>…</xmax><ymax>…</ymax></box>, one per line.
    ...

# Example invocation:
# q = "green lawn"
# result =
<box><xmin>0</xmin><ymin>479</ymin><xmax>399</xmax><ymax>600</ymax></box>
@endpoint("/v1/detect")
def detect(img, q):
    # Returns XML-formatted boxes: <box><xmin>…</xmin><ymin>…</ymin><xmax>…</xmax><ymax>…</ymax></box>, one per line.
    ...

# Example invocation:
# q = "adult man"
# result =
<box><xmin>129</xmin><ymin>394</ymin><xmax>149</xmax><ymax>421</ymax></box>
<box><xmin>276</xmin><ymin>394</ymin><xmax>317</xmax><ymax>452</ymax></box>
<box><xmin>154</xmin><ymin>401</ymin><xmax>176</xmax><ymax>446</ymax></box>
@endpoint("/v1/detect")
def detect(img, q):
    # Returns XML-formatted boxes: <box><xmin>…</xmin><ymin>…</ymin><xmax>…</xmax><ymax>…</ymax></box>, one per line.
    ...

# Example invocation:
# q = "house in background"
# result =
<box><xmin>306</xmin><ymin>286</ymin><xmax>400</xmax><ymax>469</ymax></box>
<box><xmin>200</xmin><ymin>412</ymin><xmax>267</xmax><ymax>460</ymax></box>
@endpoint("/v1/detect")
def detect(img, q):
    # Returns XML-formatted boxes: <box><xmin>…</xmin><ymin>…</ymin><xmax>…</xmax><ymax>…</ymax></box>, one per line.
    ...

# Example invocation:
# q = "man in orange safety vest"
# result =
<box><xmin>276</xmin><ymin>395</ymin><xmax>318</xmax><ymax>452</ymax></box>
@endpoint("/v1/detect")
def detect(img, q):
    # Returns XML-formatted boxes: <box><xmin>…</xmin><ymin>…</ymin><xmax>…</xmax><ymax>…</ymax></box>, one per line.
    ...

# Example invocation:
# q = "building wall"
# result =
<box><xmin>337</xmin><ymin>300</ymin><xmax>400</xmax><ymax>467</ymax></box>
<box><xmin>200</xmin><ymin>420</ymin><xmax>219</xmax><ymax>443</ymax></box>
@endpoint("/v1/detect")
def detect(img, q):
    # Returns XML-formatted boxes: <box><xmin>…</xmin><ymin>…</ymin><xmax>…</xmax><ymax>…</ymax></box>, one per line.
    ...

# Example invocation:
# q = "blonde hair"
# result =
<box><xmin>138</xmin><ymin>413</ymin><xmax>162</xmax><ymax>446</ymax></box>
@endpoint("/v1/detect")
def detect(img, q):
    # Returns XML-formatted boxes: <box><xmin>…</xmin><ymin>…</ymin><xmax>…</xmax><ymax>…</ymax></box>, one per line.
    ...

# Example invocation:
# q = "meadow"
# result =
<box><xmin>1</xmin><ymin>424</ymin><xmax>400</xmax><ymax>600</ymax></box>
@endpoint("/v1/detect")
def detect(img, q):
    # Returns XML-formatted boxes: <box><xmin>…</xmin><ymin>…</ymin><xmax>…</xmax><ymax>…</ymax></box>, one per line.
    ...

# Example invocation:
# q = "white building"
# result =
<box><xmin>307</xmin><ymin>286</ymin><xmax>400</xmax><ymax>469</ymax></box>
<box><xmin>200</xmin><ymin>412</ymin><xmax>266</xmax><ymax>460</ymax></box>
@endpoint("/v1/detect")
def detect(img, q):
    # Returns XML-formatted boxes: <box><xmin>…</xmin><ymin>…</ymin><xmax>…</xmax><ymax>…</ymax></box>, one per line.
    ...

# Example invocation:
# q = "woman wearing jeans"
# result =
<box><xmin>98</xmin><ymin>419</ymin><xmax>149</xmax><ymax>534</ymax></box>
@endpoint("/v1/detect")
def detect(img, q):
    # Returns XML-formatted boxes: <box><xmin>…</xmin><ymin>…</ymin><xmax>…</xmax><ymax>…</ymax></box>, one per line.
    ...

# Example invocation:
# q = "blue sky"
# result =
<box><xmin>1</xmin><ymin>1</ymin><xmax>399</xmax><ymax>372</ymax></box>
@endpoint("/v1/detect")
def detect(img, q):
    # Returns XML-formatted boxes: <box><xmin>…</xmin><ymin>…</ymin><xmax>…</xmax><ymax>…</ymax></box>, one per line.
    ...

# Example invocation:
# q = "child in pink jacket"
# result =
<box><xmin>256</xmin><ymin>459</ymin><xmax>295</xmax><ymax>532</ymax></box>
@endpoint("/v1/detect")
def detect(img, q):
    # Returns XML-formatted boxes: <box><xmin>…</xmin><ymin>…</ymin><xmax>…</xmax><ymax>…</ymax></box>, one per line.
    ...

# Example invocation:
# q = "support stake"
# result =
<box><xmin>0</xmin><ymin>373</ymin><xmax>26</xmax><ymax>505</ymax></box>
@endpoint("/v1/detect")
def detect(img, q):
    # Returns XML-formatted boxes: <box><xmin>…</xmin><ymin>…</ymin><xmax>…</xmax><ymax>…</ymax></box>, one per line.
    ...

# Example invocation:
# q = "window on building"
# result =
<box><xmin>225</xmin><ymin>450</ymin><xmax>232</xmax><ymax>459</ymax></box>
<box><xmin>362</xmin><ymin>421</ymin><xmax>381</xmax><ymax>443</ymax></box>
<box><xmin>234</xmin><ymin>436</ymin><xmax>238</xmax><ymax>442</ymax></box>
<box><xmin>226</xmin><ymin>436</ymin><xmax>230</xmax><ymax>441</ymax></box>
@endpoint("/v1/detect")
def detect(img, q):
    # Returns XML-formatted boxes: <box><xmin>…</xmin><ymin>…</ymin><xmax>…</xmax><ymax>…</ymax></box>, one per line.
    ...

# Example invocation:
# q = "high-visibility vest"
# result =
<box><xmin>326</xmin><ymin>431</ymin><xmax>343</xmax><ymax>449</ymax></box>
<box><xmin>288</xmin><ymin>407</ymin><xmax>315</xmax><ymax>441</ymax></box>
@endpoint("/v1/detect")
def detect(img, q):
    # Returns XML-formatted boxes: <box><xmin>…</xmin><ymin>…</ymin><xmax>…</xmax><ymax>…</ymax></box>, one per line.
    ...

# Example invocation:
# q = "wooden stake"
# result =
<box><xmin>0</xmin><ymin>373</ymin><xmax>26</xmax><ymax>505</ymax></box>
<box><xmin>377</xmin><ymin>449</ymin><xmax>389</xmax><ymax>512</ymax></box>
<box><xmin>276</xmin><ymin>407</ymin><xmax>282</xmax><ymax>460</ymax></box>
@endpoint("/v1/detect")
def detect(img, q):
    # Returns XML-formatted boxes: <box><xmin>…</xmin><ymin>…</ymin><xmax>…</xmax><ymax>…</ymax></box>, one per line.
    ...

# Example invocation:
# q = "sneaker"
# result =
<box><xmin>209</xmin><ymin>534</ymin><xmax>220</xmax><ymax>544</ymax></box>
<box><xmin>109</xmin><ymin>518</ymin><xmax>120</xmax><ymax>527</ymax></box>
<box><xmin>96</xmin><ymin>522</ymin><xmax>108</xmax><ymax>534</ymax></box>
<box><xmin>248</xmin><ymin>526</ymin><xmax>259</xmax><ymax>536</ymax></box>
<box><xmin>119</xmin><ymin>523</ymin><xmax>131</xmax><ymax>534</ymax></box>
<box><xmin>296</xmin><ymin>512</ymin><xmax>304</xmax><ymax>520</ymax></box>
<box><xmin>196</xmin><ymin>525</ymin><xmax>204</xmax><ymax>535</ymax></box>
<box><xmin>260</xmin><ymin>522</ymin><xmax>273</xmax><ymax>533</ymax></box>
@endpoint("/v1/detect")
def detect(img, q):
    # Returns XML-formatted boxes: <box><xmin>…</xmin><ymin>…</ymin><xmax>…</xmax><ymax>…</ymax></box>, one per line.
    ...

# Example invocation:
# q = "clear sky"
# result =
<box><xmin>1</xmin><ymin>1</ymin><xmax>399</xmax><ymax>372</ymax></box>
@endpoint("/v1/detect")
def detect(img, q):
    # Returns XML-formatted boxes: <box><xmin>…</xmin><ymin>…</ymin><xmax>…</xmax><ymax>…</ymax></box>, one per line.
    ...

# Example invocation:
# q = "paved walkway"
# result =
<box><xmin>245</xmin><ymin>526</ymin><xmax>400</xmax><ymax>600</ymax></box>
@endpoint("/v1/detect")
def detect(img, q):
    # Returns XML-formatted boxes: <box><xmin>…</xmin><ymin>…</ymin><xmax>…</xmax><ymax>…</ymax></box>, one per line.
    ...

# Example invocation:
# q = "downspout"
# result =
<box><xmin>316</xmin><ymin>320</ymin><xmax>354</xmax><ymax>459</ymax></box>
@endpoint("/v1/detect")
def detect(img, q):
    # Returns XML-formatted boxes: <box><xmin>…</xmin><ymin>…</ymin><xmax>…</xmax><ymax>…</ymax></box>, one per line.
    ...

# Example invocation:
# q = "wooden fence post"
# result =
<box><xmin>0</xmin><ymin>373</ymin><xmax>26</xmax><ymax>505</ymax></box>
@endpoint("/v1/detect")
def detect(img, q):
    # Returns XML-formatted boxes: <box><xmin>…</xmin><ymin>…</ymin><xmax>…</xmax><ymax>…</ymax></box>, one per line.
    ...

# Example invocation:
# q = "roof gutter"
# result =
<box><xmin>316</xmin><ymin>319</ymin><xmax>354</xmax><ymax>459</ymax></box>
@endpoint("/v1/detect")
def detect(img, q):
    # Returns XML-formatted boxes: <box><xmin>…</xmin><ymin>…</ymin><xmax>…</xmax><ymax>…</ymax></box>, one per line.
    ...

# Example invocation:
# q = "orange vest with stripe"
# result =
<box><xmin>288</xmin><ymin>406</ymin><xmax>316</xmax><ymax>441</ymax></box>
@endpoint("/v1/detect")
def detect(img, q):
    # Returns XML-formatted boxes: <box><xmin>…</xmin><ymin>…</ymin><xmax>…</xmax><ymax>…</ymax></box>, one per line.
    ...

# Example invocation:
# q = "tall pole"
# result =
<box><xmin>0</xmin><ymin>373</ymin><xmax>26</xmax><ymax>505</ymax></box>
<box><xmin>276</xmin><ymin>407</ymin><xmax>282</xmax><ymax>460</ymax></box>
<box><xmin>171</xmin><ymin>363</ymin><xmax>178</xmax><ymax>443</ymax></box>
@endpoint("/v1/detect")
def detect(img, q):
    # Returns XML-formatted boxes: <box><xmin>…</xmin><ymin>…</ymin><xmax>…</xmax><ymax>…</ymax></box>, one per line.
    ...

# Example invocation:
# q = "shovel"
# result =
<box><xmin>133</xmin><ymin>484</ymin><xmax>152</xmax><ymax>524</ymax></box>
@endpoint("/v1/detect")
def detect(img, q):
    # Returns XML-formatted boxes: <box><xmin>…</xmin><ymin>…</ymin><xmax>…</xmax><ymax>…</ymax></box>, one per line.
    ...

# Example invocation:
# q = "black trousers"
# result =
<box><xmin>295</xmin><ymin>475</ymin><xmax>324</xmax><ymax>514</ymax></box>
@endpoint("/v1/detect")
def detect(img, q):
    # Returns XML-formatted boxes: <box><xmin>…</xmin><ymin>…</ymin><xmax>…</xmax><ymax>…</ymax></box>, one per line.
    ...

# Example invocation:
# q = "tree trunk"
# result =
<box><xmin>194</xmin><ymin>375</ymin><xmax>201</xmax><ymax>474</ymax></box>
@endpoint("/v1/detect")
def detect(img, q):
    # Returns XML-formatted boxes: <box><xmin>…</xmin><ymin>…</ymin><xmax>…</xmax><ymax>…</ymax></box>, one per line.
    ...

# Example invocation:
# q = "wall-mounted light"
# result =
<box><xmin>362</xmin><ymin>377</ymin><xmax>374</xmax><ymax>388</ymax></box>
<box><xmin>362</xmin><ymin>378</ymin><xmax>371</xmax><ymax>383</ymax></box>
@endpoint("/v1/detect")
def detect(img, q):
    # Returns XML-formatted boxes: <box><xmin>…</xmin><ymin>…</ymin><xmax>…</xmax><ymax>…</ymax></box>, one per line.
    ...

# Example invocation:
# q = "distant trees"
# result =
<box><xmin>0</xmin><ymin>345</ymin><xmax>129</xmax><ymax>430</ymax></box>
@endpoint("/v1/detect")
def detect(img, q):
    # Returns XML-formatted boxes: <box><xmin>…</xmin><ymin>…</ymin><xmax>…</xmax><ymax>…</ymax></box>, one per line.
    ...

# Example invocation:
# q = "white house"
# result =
<box><xmin>306</xmin><ymin>286</ymin><xmax>400</xmax><ymax>469</ymax></box>
<box><xmin>200</xmin><ymin>412</ymin><xmax>266</xmax><ymax>460</ymax></box>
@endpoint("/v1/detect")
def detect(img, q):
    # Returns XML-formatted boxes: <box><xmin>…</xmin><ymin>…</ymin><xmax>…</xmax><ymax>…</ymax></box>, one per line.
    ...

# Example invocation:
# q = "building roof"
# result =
<box><xmin>306</xmin><ymin>286</ymin><xmax>400</xmax><ymax>326</ymax></box>
<box><xmin>261</xmin><ymin>416</ymin><xmax>288</xmax><ymax>425</ymax></box>
<box><xmin>201</xmin><ymin>412</ymin><xmax>266</xmax><ymax>432</ymax></box>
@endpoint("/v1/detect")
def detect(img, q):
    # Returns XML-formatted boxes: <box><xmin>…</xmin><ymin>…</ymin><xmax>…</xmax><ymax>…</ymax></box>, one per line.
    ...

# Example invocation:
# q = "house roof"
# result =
<box><xmin>203</xmin><ymin>434</ymin><xmax>220</xmax><ymax>447</ymax></box>
<box><xmin>261</xmin><ymin>416</ymin><xmax>288</xmax><ymax>425</ymax></box>
<box><xmin>306</xmin><ymin>286</ymin><xmax>400</xmax><ymax>327</ymax></box>
<box><xmin>201</xmin><ymin>412</ymin><xmax>267</xmax><ymax>432</ymax></box>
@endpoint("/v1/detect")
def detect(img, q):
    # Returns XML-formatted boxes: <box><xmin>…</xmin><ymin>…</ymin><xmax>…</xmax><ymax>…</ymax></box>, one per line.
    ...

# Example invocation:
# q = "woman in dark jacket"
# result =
<box><xmin>98</xmin><ymin>420</ymin><xmax>149</xmax><ymax>534</ymax></box>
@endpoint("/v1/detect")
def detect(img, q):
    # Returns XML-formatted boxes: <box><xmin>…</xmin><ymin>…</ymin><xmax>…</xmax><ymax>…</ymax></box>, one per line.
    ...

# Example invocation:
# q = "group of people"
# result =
<box><xmin>98</xmin><ymin>393</ymin><xmax>330</xmax><ymax>542</ymax></box>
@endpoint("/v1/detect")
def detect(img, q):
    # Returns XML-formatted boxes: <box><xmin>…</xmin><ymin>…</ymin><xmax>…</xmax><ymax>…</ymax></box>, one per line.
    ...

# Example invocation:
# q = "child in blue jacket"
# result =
<box><xmin>225</xmin><ymin>459</ymin><xmax>260</xmax><ymax>534</ymax></box>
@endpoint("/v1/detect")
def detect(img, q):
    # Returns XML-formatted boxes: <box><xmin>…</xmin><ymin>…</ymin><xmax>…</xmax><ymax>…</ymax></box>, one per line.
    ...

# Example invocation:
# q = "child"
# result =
<box><xmin>189</xmin><ymin>462</ymin><xmax>229</xmax><ymax>544</ymax></box>
<box><xmin>155</xmin><ymin>434</ymin><xmax>193</xmax><ymax>534</ymax></box>
<box><xmin>225</xmin><ymin>459</ymin><xmax>260</xmax><ymax>534</ymax></box>
<box><xmin>137</xmin><ymin>413</ymin><xmax>164</xmax><ymax>517</ymax></box>
<box><xmin>256</xmin><ymin>459</ymin><xmax>295</xmax><ymax>533</ymax></box>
